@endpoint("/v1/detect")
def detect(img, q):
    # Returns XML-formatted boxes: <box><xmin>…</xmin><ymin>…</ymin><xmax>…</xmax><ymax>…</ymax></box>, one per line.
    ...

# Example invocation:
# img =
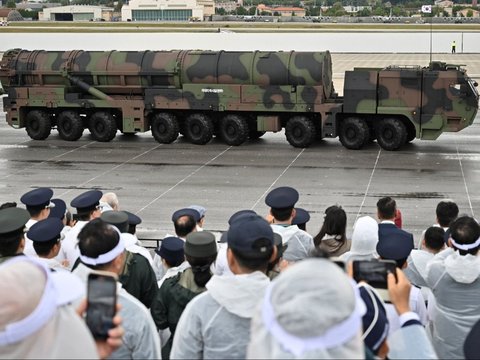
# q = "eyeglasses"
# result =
<box><xmin>95</xmin><ymin>205</ymin><xmax>103</xmax><ymax>211</ymax></box>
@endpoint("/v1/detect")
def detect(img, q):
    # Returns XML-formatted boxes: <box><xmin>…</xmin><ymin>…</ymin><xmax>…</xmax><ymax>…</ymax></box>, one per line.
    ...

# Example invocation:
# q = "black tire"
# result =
<box><xmin>151</xmin><ymin>112</ymin><xmax>179</xmax><ymax>144</ymax></box>
<box><xmin>184</xmin><ymin>114</ymin><xmax>213</xmax><ymax>145</ymax></box>
<box><xmin>249</xmin><ymin>130</ymin><xmax>266</xmax><ymax>140</ymax></box>
<box><xmin>57</xmin><ymin>110</ymin><xmax>84</xmax><ymax>141</ymax></box>
<box><xmin>25</xmin><ymin>110</ymin><xmax>51</xmax><ymax>140</ymax></box>
<box><xmin>405</xmin><ymin>124</ymin><xmax>416</xmax><ymax>143</ymax></box>
<box><xmin>285</xmin><ymin>116</ymin><xmax>316</xmax><ymax>148</ymax></box>
<box><xmin>339</xmin><ymin>117</ymin><xmax>370</xmax><ymax>150</ymax></box>
<box><xmin>88</xmin><ymin>111</ymin><xmax>117</xmax><ymax>142</ymax></box>
<box><xmin>219</xmin><ymin>115</ymin><xmax>249</xmax><ymax>146</ymax></box>
<box><xmin>376</xmin><ymin>118</ymin><xmax>407</xmax><ymax>151</ymax></box>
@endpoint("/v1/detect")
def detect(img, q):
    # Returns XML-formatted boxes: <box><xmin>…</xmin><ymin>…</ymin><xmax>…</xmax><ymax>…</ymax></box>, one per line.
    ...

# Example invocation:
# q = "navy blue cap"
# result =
<box><xmin>70</xmin><ymin>190</ymin><xmax>103</xmax><ymax>213</ymax></box>
<box><xmin>359</xmin><ymin>285</ymin><xmax>389</xmax><ymax>353</ymax></box>
<box><xmin>20</xmin><ymin>188</ymin><xmax>54</xmax><ymax>209</ymax></box>
<box><xmin>225</xmin><ymin>214</ymin><xmax>276</xmax><ymax>257</ymax></box>
<box><xmin>0</xmin><ymin>208</ymin><xmax>30</xmax><ymax>235</ymax></box>
<box><xmin>292</xmin><ymin>208</ymin><xmax>310</xmax><ymax>226</ymax></box>
<box><xmin>172</xmin><ymin>208</ymin><xmax>200</xmax><ymax>223</ymax></box>
<box><xmin>27</xmin><ymin>218</ymin><xmax>64</xmax><ymax>243</ymax></box>
<box><xmin>48</xmin><ymin>199</ymin><xmax>67</xmax><ymax>220</ymax></box>
<box><xmin>228</xmin><ymin>210</ymin><xmax>257</xmax><ymax>225</ymax></box>
<box><xmin>265</xmin><ymin>186</ymin><xmax>299</xmax><ymax>209</ymax></box>
<box><xmin>155</xmin><ymin>236</ymin><xmax>185</xmax><ymax>266</ymax></box>
<box><xmin>101</xmin><ymin>211</ymin><xmax>129</xmax><ymax>233</ymax></box>
<box><xmin>464</xmin><ymin>318</ymin><xmax>480</xmax><ymax>360</ymax></box>
<box><xmin>376</xmin><ymin>235</ymin><xmax>414</xmax><ymax>260</ymax></box>
<box><xmin>124</xmin><ymin>211</ymin><xmax>142</xmax><ymax>226</ymax></box>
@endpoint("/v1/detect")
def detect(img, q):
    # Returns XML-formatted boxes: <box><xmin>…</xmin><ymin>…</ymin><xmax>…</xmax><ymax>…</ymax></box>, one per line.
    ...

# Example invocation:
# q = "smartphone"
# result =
<box><xmin>352</xmin><ymin>259</ymin><xmax>397</xmax><ymax>303</ymax></box>
<box><xmin>86</xmin><ymin>271</ymin><xmax>118</xmax><ymax>340</ymax></box>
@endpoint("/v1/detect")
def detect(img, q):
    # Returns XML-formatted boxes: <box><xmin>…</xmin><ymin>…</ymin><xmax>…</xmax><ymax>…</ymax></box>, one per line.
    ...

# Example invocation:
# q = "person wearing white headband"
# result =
<box><xmin>0</xmin><ymin>256</ymin><xmax>97</xmax><ymax>358</ymax></box>
<box><xmin>247</xmin><ymin>258</ymin><xmax>366</xmax><ymax>358</ymax></box>
<box><xmin>73</xmin><ymin>219</ymin><xmax>161</xmax><ymax>359</ymax></box>
<box><xmin>425</xmin><ymin>215</ymin><xmax>480</xmax><ymax>359</ymax></box>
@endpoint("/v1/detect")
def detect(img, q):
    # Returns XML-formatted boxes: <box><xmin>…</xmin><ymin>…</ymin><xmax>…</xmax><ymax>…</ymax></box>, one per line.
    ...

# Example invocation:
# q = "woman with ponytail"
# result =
<box><xmin>151</xmin><ymin>231</ymin><xmax>217</xmax><ymax>359</ymax></box>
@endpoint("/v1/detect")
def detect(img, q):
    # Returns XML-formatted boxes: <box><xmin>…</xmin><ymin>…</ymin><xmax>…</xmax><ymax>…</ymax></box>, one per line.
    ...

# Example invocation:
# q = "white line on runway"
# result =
<box><xmin>250</xmin><ymin>148</ymin><xmax>305</xmax><ymax>210</ymax></box>
<box><xmin>455</xmin><ymin>138</ymin><xmax>475</xmax><ymax>217</ymax></box>
<box><xmin>58</xmin><ymin>143</ymin><xmax>164</xmax><ymax>198</ymax></box>
<box><xmin>0</xmin><ymin>141</ymin><xmax>96</xmax><ymax>180</ymax></box>
<box><xmin>135</xmin><ymin>147</ymin><xmax>232</xmax><ymax>214</ymax></box>
<box><xmin>354</xmin><ymin>148</ymin><xmax>382</xmax><ymax>224</ymax></box>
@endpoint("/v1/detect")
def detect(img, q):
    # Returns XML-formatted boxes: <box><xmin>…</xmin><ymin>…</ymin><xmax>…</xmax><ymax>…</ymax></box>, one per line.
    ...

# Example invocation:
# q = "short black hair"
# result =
<box><xmin>78</xmin><ymin>218</ymin><xmax>120</xmax><ymax>269</ymax></box>
<box><xmin>377</xmin><ymin>197</ymin><xmax>396</xmax><ymax>219</ymax></box>
<box><xmin>271</xmin><ymin>207</ymin><xmax>294</xmax><ymax>222</ymax></box>
<box><xmin>449</xmin><ymin>216</ymin><xmax>480</xmax><ymax>256</ymax></box>
<box><xmin>26</xmin><ymin>207</ymin><xmax>43</xmax><ymax>218</ymax></box>
<box><xmin>230</xmin><ymin>239</ymin><xmax>273</xmax><ymax>272</ymax></box>
<box><xmin>436</xmin><ymin>201</ymin><xmax>459</xmax><ymax>228</ymax></box>
<box><xmin>174</xmin><ymin>214</ymin><xmax>196</xmax><ymax>238</ymax></box>
<box><xmin>0</xmin><ymin>230</ymin><xmax>24</xmax><ymax>257</ymax></box>
<box><xmin>0</xmin><ymin>202</ymin><xmax>17</xmax><ymax>210</ymax></box>
<box><xmin>424</xmin><ymin>227</ymin><xmax>445</xmax><ymax>252</ymax></box>
<box><xmin>33</xmin><ymin>238</ymin><xmax>59</xmax><ymax>256</ymax></box>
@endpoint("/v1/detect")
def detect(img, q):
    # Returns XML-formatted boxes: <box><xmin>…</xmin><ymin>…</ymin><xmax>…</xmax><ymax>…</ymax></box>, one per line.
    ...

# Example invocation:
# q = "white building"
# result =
<box><xmin>121</xmin><ymin>0</ymin><xmax>213</xmax><ymax>21</ymax></box>
<box><xmin>39</xmin><ymin>5</ymin><xmax>113</xmax><ymax>21</ymax></box>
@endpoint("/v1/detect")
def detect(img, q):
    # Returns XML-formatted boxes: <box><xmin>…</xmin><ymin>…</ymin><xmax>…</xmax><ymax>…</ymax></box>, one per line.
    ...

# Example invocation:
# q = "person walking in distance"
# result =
<box><xmin>452</xmin><ymin>40</ymin><xmax>456</xmax><ymax>54</ymax></box>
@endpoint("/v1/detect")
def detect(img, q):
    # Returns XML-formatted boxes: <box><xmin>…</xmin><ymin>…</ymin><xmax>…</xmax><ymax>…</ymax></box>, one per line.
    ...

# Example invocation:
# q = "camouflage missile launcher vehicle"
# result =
<box><xmin>0</xmin><ymin>49</ymin><xmax>478</xmax><ymax>150</ymax></box>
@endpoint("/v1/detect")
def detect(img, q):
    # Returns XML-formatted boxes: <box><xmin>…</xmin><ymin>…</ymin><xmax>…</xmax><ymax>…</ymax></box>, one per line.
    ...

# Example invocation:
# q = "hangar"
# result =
<box><xmin>39</xmin><ymin>5</ymin><xmax>113</xmax><ymax>21</ymax></box>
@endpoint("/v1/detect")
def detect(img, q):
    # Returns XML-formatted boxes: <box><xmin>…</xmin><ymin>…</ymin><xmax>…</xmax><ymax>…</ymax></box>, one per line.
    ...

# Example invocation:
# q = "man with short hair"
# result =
<box><xmin>61</xmin><ymin>190</ymin><xmax>103</xmax><ymax>269</ymax></box>
<box><xmin>170</xmin><ymin>215</ymin><xmax>277</xmax><ymax>359</ymax></box>
<box><xmin>0</xmin><ymin>207</ymin><xmax>30</xmax><ymax>264</ymax></box>
<box><xmin>72</xmin><ymin>219</ymin><xmax>161</xmax><ymax>359</ymax></box>
<box><xmin>425</xmin><ymin>216</ymin><xmax>480</xmax><ymax>359</ymax></box>
<box><xmin>188</xmin><ymin>204</ymin><xmax>206</xmax><ymax>231</ymax></box>
<box><xmin>266</xmin><ymin>186</ymin><xmax>314</xmax><ymax>264</ymax></box>
<box><xmin>377</xmin><ymin>197</ymin><xmax>414</xmax><ymax>245</ymax></box>
<box><xmin>27</xmin><ymin>218</ymin><xmax>65</xmax><ymax>270</ymax></box>
<box><xmin>100</xmin><ymin>192</ymin><xmax>120</xmax><ymax>212</ymax></box>
<box><xmin>436</xmin><ymin>200</ymin><xmax>459</xmax><ymax>229</ymax></box>
<box><xmin>20</xmin><ymin>187</ymin><xmax>55</xmax><ymax>257</ymax></box>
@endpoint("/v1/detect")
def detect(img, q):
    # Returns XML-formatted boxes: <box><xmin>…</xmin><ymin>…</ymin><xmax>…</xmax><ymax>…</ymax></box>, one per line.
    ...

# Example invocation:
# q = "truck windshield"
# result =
<box><xmin>467</xmin><ymin>77</ymin><xmax>479</xmax><ymax>100</ymax></box>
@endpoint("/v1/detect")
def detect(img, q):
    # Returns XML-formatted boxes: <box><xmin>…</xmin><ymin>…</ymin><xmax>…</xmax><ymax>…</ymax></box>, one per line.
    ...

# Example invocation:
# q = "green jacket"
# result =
<box><xmin>151</xmin><ymin>268</ymin><xmax>207</xmax><ymax>359</ymax></box>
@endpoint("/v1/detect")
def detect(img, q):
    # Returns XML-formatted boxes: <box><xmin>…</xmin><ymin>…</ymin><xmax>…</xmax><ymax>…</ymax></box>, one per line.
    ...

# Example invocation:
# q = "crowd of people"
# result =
<box><xmin>0</xmin><ymin>185</ymin><xmax>479</xmax><ymax>359</ymax></box>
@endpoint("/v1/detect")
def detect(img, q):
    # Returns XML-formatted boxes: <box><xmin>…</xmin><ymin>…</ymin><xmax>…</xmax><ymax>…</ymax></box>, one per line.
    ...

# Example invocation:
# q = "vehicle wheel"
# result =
<box><xmin>339</xmin><ymin>117</ymin><xmax>370</xmax><ymax>150</ymax></box>
<box><xmin>405</xmin><ymin>124</ymin><xmax>416</xmax><ymax>143</ymax></box>
<box><xmin>25</xmin><ymin>110</ymin><xmax>51</xmax><ymax>140</ymax></box>
<box><xmin>184</xmin><ymin>113</ymin><xmax>213</xmax><ymax>145</ymax></box>
<box><xmin>88</xmin><ymin>111</ymin><xmax>117</xmax><ymax>142</ymax></box>
<box><xmin>285</xmin><ymin>116</ymin><xmax>316</xmax><ymax>148</ymax></box>
<box><xmin>249</xmin><ymin>130</ymin><xmax>266</xmax><ymax>140</ymax></box>
<box><xmin>57</xmin><ymin>110</ymin><xmax>84</xmax><ymax>141</ymax></box>
<box><xmin>219</xmin><ymin>115</ymin><xmax>249</xmax><ymax>146</ymax></box>
<box><xmin>151</xmin><ymin>112</ymin><xmax>179</xmax><ymax>144</ymax></box>
<box><xmin>376</xmin><ymin>118</ymin><xmax>407</xmax><ymax>151</ymax></box>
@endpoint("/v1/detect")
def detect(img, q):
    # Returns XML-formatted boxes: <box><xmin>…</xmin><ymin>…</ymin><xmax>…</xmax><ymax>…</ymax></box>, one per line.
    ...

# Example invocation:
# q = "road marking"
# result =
<box><xmin>455</xmin><ymin>138</ymin><xmax>475</xmax><ymax>218</ymax></box>
<box><xmin>354</xmin><ymin>148</ymin><xmax>382</xmax><ymax>225</ymax></box>
<box><xmin>136</xmin><ymin>147</ymin><xmax>232</xmax><ymax>214</ymax></box>
<box><xmin>251</xmin><ymin>148</ymin><xmax>305</xmax><ymax>210</ymax></box>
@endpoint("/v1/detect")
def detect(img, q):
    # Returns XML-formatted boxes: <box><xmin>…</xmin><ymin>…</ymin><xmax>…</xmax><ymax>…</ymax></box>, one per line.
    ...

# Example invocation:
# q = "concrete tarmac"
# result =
<box><xmin>0</xmin><ymin>53</ymin><xmax>479</xmax><ymax>247</ymax></box>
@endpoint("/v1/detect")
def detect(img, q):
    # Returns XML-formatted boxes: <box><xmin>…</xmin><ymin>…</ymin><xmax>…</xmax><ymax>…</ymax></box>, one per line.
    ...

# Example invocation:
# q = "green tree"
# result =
<box><xmin>18</xmin><ymin>9</ymin><xmax>38</xmax><ymax>19</ymax></box>
<box><xmin>216</xmin><ymin>7</ymin><xmax>226</xmax><ymax>15</ymax></box>
<box><xmin>467</xmin><ymin>9</ymin><xmax>473</xmax><ymax>17</ymax></box>
<box><xmin>235</xmin><ymin>6</ymin><xmax>248</xmax><ymax>15</ymax></box>
<box><xmin>6</xmin><ymin>0</ymin><xmax>16</xmax><ymax>8</ymax></box>
<box><xmin>114</xmin><ymin>0</ymin><xmax>123</xmax><ymax>12</ymax></box>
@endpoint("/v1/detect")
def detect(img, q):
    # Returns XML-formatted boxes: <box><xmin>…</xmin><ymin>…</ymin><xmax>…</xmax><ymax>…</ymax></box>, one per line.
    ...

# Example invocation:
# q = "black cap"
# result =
<box><xmin>101</xmin><ymin>211</ymin><xmax>129</xmax><ymax>233</ymax></box>
<box><xmin>155</xmin><ymin>236</ymin><xmax>185</xmax><ymax>265</ymax></box>
<box><xmin>48</xmin><ymin>199</ymin><xmax>67</xmax><ymax>220</ymax></box>
<box><xmin>20</xmin><ymin>188</ymin><xmax>54</xmax><ymax>209</ymax></box>
<box><xmin>292</xmin><ymin>208</ymin><xmax>310</xmax><ymax>226</ymax></box>
<box><xmin>124</xmin><ymin>211</ymin><xmax>142</xmax><ymax>226</ymax></box>
<box><xmin>0</xmin><ymin>208</ymin><xmax>30</xmax><ymax>236</ymax></box>
<box><xmin>376</xmin><ymin>234</ymin><xmax>414</xmax><ymax>260</ymax></box>
<box><xmin>265</xmin><ymin>186</ymin><xmax>299</xmax><ymax>209</ymax></box>
<box><xmin>185</xmin><ymin>231</ymin><xmax>217</xmax><ymax>258</ymax></box>
<box><xmin>70</xmin><ymin>190</ymin><xmax>103</xmax><ymax>213</ymax></box>
<box><xmin>172</xmin><ymin>208</ymin><xmax>200</xmax><ymax>223</ymax></box>
<box><xmin>225</xmin><ymin>214</ymin><xmax>278</xmax><ymax>258</ymax></box>
<box><xmin>27</xmin><ymin>218</ymin><xmax>64</xmax><ymax>243</ymax></box>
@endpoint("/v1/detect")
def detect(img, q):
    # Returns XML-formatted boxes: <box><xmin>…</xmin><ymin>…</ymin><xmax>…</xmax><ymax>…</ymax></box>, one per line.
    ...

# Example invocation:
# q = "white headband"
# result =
<box><xmin>0</xmin><ymin>258</ymin><xmax>57</xmax><ymax>346</ymax></box>
<box><xmin>450</xmin><ymin>237</ymin><xmax>480</xmax><ymax>251</ymax></box>
<box><xmin>261</xmin><ymin>279</ymin><xmax>365</xmax><ymax>357</ymax></box>
<box><xmin>79</xmin><ymin>227</ymin><xmax>125</xmax><ymax>266</ymax></box>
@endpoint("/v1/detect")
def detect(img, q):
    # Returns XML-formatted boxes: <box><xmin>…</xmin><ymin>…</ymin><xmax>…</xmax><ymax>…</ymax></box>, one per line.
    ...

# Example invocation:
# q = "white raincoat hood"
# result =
<box><xmin>207</xmin><ymin>272</ymin><xmax>270</xmax><ymax>318</ymax></box>
<box><xmin>445</xmin><ymin>250</ymin><xmax>480</xmax><ymax>283</ymax></box>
